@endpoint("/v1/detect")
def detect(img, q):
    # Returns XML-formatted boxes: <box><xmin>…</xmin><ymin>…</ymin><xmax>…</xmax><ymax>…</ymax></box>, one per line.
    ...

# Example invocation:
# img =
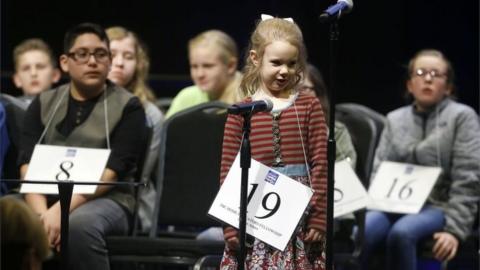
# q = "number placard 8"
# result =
<box><xmin>21</xmin><ymin>145</ymin><xmax>110</xmax><ymax>194</ymax></box>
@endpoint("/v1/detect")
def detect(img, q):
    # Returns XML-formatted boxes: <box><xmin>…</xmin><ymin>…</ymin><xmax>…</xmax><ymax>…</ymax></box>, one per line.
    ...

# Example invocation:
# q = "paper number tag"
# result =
<box><xmin>334</xmin><ymin>159</ymin><xmax>370</xmax><ymax>218</ymax></box>
<box><xmin>208</xmin><ymin>155</ymin><xmax>313</xmax><ymax>251</ymax></box>
<box><xmin>367</xmin><ymin>161</ymin><xmax>441</xmax><ymax>214</ymax></box>
<box><xmin>20</xmin><ymin>145</ymin><xmax>110</xmax><ymax>194</ymax></box>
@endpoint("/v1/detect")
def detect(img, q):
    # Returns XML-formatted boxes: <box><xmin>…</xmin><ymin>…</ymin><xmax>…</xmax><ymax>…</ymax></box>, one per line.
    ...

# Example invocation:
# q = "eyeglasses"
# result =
<box><xmin>413</xmin><ymin>68</ymin><xmax>446</xmax><ymax>80</ymax></box>
<box><xmin>67</xmin><ymin>49</ymin><xmax>111</xmax><ymax>64</ymax></box>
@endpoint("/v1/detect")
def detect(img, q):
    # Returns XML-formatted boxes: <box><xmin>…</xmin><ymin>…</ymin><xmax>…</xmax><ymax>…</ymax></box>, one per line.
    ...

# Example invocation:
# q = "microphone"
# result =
<box><xmin>319</xmin><ymin>0</ymin><xmax>353</xmax><ymax>22</ymax></box>
<box><xmin>227</xmin><ymin>99</ymin><xmax>274</xmax><ymax>115</ymax></box>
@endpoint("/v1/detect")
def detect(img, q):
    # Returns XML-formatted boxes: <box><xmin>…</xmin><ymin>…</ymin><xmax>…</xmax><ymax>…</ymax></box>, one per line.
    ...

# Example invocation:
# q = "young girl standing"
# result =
<box><xmin>219</xmin><ymin>17</ymin><xmax>328</xmax><ymax>270</ymax></box>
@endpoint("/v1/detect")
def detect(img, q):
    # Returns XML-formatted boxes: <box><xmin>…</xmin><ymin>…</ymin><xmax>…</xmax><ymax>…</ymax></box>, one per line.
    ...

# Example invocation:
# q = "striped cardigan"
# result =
<box><xmin>221</xmin><ymin>93</ymin><xmax>329</xmax><ymax>240</ymax></box>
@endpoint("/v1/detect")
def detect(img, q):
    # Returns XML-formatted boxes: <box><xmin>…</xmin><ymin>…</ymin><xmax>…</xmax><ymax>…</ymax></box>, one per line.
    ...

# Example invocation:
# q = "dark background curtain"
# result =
<box><xmin>1</xmin><ymin>0</ymin><xmax>478</xmax><ymax>114</ymax></box>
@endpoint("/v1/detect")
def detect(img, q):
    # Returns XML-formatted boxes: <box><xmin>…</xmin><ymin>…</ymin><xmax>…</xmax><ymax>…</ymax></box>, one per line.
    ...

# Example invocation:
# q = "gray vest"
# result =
<box><xmin>40</xmin><ymin>83</ymin><xmax>130</xmax><ymax>147</ymax></box>
<box><xmin>38</xmin><ymin>83</ymin><xmax>136</xmax><ymax>213</ymax></box>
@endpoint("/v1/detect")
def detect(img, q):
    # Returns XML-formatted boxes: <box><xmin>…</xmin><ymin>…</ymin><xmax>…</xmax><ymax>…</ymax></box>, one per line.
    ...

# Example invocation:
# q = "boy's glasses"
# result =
<box><xmin>67</xmin><ymin>49</ymin><xmax>111</xmax><ymax>64</ymax></box>
<box><xmin>413</xmin><ymin>68</ymin><xmax>446</xmax><ymax>80</ymax></box>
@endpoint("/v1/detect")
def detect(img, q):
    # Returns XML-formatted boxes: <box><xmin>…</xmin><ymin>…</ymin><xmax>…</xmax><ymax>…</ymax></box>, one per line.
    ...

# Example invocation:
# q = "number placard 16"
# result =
<box><xmin>368</xmin><ymin>161</ymin><xmax>441</xmax><ymax>214</ymax></box>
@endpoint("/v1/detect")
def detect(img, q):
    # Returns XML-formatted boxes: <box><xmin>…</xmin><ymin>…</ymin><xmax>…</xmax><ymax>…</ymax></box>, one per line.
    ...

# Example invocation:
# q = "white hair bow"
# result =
<box><xmin>261</xmin><ymin>14</ymin><xmax>294</xmax><ymax>23</ymax></box>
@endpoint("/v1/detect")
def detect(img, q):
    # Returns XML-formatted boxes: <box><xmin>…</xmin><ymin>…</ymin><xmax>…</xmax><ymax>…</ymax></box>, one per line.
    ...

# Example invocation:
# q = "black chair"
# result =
<box><xmin>333</xmin><ymin>103</ymin><xmax>385</xmax><ymax>269</ymax></box>
<box><xmin>336</xmin><ymin>103</ymin><xmax>385</xmax><ymax>170</ymax></box>
<box><xmin>335</xmin><ymin>103</ymin><xmax>384</xmax><ymax>192</ymax></box>
<box><xmin>107</xmin><ymin>101</ymin><xmax>229</xmax><ymax>270</ymax></box>
<box><xmin>0</xmin><ymin>94</ymin><xmax>28</xmax><ymax>191</ymax></box>
<box><xmin>130</xmin><ymin>125</ymin><xmax>154</xmax><ymax>235</ymax></box>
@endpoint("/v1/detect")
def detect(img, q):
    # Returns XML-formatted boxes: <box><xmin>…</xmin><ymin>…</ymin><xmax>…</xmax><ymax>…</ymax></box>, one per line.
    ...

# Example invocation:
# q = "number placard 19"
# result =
<box><xmin>367</xmin><ymin>161</ymin><xmax>441</xmax><ymax>214</ymax></box>
<box><xmin>208</xmin><ymin>155</ymin><xmax>313</xmax><ymax>251</ymax></box>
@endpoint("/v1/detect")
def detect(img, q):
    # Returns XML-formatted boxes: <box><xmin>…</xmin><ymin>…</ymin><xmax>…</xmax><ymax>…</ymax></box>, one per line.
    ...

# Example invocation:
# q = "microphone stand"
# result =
<box><xmin>327</xmin><ymin>21</ymin><xmax>339</xmax><ymax>270</ymax></box>
<box><xmin>238</xmin><ymin>112</ymin><xmax>252</xmax><ymax>270</ymax></box>
<box><xmin>322</xmin><ymin>18</ymin><xmax>340</xmax><ymax>270</ymax></box>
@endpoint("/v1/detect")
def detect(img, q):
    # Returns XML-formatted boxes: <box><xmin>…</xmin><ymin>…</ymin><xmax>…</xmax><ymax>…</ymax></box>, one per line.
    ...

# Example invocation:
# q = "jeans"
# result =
<box><xmin>68</xmin><ymin>198</ymin><xmax>130</xmax><ymax>270</ymax></box>
<box><xmin>196</xmin><ymin>226</ymin><xmax>224</xmax><ymax>241</ymax></box>
<box><xmin>360</xmin><ymin>206</ymin><xmax>445</xmax><ymax>270</ymax></box>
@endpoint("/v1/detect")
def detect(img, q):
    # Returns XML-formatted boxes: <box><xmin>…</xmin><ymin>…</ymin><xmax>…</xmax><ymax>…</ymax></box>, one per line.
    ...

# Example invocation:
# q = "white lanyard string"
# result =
<box><xmin>233</xmin><ymin>93</ymin><xmax>313</xmax><ymax>187</ymax></box>
<box><xmin>103</xmin><ymin>90</ymin><xmax>110</xmax><ymax>149</ymax></box>
<box><xmin>293</xmin><ymin>101</ymin><xmax>313</xmax><ymax>188</ymax></box>
<box><xmin>435</xmin><ymin>104</ymin><xmax>441</xmax><ymax>167</ymax></box>
<box><xmin>37</xmin><ymin>88</ymin><xmax>68</xmax><ymax>145</ymax></box>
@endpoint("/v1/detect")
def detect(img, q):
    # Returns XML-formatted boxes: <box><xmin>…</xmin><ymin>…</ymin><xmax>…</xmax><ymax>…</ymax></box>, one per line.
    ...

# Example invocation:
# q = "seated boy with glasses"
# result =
<box><xmin>18</xmin><ymin>22</ymin><xmax>147</xmax><ymax>270</ymax></box>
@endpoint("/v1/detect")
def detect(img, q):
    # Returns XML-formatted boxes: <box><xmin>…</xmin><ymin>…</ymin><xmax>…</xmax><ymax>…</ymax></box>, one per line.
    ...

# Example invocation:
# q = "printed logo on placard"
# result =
<box><xmin>404</xmin><ymin>165</ymin><xmax>414</xmax><ymax>175</ymax></box>
<box><xmin>66</xmin><ymin>149</ymin><xmax>77</xmax><ymax>157</ymax></box>
<box><xmin>265</xmin><ymin>170</ymin><xmax>279</xmax><ymax>185</ymax></box>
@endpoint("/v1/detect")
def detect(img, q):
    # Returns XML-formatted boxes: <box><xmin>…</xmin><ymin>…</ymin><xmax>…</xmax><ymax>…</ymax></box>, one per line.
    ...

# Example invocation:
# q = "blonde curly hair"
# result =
<box><xmin>240</xmin><ymin>18</ymin><xmax>307</xmax><ymax>97</ymax></box>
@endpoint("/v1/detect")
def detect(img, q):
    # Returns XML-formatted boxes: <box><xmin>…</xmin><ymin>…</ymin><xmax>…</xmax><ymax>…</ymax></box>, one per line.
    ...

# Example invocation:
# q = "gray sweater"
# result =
<box><xmin>372</xmin><ymin>98</ymin><xmax>480</xmax><ymax>241</ymax></box>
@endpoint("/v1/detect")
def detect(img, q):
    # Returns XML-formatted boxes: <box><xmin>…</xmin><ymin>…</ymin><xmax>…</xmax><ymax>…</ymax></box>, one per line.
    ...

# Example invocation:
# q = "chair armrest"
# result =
<box><xmin>193</xmin><ymin>255</ymin><xmax>223</xmax><ymax>270</ymax></box>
